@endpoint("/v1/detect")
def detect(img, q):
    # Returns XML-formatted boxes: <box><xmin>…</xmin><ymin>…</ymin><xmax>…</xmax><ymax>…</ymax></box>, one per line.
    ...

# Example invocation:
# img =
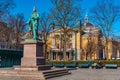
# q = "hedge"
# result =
<box><xmin>94</xmin><ymin>60</ymin><xmax>120</xmax><ymax>66</ymax></box>
<box><xmin>46</xmin><ymin>60</ymin><xmax>120</xmax><ymax>67</ymax></box>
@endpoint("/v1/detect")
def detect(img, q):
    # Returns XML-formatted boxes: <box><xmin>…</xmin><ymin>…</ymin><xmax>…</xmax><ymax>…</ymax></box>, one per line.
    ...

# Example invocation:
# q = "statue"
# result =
<box><xmin>25</xmin><ymin>7</ymin><xmax>39</xmax><ymax>40</ymax></box>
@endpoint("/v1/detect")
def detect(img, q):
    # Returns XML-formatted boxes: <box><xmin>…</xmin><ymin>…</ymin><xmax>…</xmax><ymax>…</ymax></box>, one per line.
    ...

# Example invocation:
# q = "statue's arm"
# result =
<box><xmin>26</xmin><ymin>19</ymin><xmax>31</xmax><ymax>24</ymax></box>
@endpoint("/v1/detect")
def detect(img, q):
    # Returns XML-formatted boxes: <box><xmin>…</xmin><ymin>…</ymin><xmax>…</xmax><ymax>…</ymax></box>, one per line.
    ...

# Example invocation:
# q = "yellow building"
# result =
<box><xmin>46</xmin><ymin>15</ymin><xmax>118</xmax><ymax>61</ymax></box>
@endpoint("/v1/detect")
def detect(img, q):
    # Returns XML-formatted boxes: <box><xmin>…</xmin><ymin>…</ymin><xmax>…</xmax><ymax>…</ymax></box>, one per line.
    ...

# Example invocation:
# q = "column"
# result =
<box><xmin>117</xmin><ymin>50</ymin><xmax>120</xmax><ymax>59</ymax></box>
<box><xmin>103</xmin><ymin>49</ymin><xmax>105</xmax><ymax>59</ymax></box>
<box><xmin>52</xmin><ymin>37</ymin><xmax>55</xmax><ymax>49</ymax></box>
<box><xmin>84</xmin><ymin>50</ymin><xmax>87</xmax><ymax>60</ymax></box>
<box><xmin>48</xmin><ymin>50</ymin><xmax>50</xmax><ymax>60</ymax></box>
<box><xmin>77</xmin><ymin>49</ymin><xmax>80</xmax><ymax>60</ymax></box>
<box><xmin>57</xmin><ymin>52</ymin><xmax>59</xmax><ymax>60</ymax></box>
<box><xmin>69</xmin><ymin>51</ymin><xmax>72</xmax><ymax>60</ymax></box>
<box><xmin>56</xmin><ymin>52</ymin><xmax>58</xmax><ymax>60</ymax></box>
<box><xmin>50</xmin><ymin>51</ymin><xmax>53</xmax><ymax>60</ymax></box>
<box><xmin>72</xmin><ymin>33</ymin><xmax>75</xmax><ymax>49</ymax></box>
<box><xmin>53</xmin><ymin>52</ymin><xmax>55</xmax><ymax>60</ymax></box>
<box><xmin>60</xmin><ymin>34</ymin><xmax>62</xmax><ymax>49</ymax></box>
<box><xmin>73</xmin><ymin>50</ymin><xmax>77</xmax><ymax>61</ymax></box>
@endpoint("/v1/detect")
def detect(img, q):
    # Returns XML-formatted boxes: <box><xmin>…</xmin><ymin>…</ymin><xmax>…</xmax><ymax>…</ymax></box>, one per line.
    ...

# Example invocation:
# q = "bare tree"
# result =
<box><xmin>91</xmin><ymin>0</ymin><xmax>120</xmax><ymax>59</ymax></box>
<box><xmin>0</xmin><ymin>22</ymin><xmax>10</xmax><ymax>42</ymax></box>
<box><xmin>49</xmin><ymin>0</ymin><xmax>82</xmax><ymax>61</ymax></box>
<box><xmin>0</xmin><ymin>0</ymin><xmax>15</xmax><ymax>42</ymax></box>
<box><xmin>7</xmin><ymin>13</ymin><xmax>25</xmax><ymax>50</ymax></box>
<box><xmin>39</xmin><ymin>13</ymin><xmax>51</xmax><ymax>58</ymax></box>
<box><xmin>84</xmin><ymin>27</ymin><xmax>98</xmax><ymax>60</ymax></box>
<box><xmin>0</xmin><ymin>0</ymin><xmax>15</xmax><ymax>20</ymax></box>
<box><xmin>86</xmin><ymin>37</ymin><xmax>98</xmax><ymax>60</ymax></box>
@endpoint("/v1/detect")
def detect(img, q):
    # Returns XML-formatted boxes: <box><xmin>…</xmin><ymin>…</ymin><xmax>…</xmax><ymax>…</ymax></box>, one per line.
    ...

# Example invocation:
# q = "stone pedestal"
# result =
<box><xmin>14</xmin><ymin>40</ymin><xmax>51</xmax><ymax>71</ymax></box>
<box><xmin>0</xmin><ymin>40</ymin><xmax>70</xmax><ymax>80</ymax></box>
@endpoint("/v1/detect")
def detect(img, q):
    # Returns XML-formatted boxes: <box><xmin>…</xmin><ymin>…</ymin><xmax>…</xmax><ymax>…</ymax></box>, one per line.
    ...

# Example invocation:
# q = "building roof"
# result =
<box><xmin>80</xmin><ymin>13</ymin><xmax>100</xmax><ymax>36</ymax></box>
<box><xmin>82</xmin><ymin>22</ymin><xmax>99</xmax><ymax>36</ymax></box>
<box><xmin>84</xmin><ymin>22</ymin><xmax>94</xmax><ymax>27</ymax></box>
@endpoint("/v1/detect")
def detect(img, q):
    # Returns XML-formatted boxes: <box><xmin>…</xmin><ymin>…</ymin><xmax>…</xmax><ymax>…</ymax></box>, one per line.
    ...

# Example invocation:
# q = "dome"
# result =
<box><xmin>83</xmin><ymin>13</ymin><xmax>96</xmax><ymax>28</ymax></box>
<box><xmin>85</xmin><ymin>22</ymin><xmax>94</xmax><ymax>27</ymax></box>
<box><xmin>74</xmin><ymin>13</ymin><xmax>100</xmax><ymax>36</ymax></box>
<box><xmin>82</xmin><ymin>22</ymin><xmax>99</xmax><ymax>36</ymax></box>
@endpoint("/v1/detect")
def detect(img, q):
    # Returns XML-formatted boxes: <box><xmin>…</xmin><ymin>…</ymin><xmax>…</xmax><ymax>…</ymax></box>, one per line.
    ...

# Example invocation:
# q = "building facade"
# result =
<box><xmin>46</xmin><ymin>15</ymin><xmax>119</xmax><ymax>61</ymax></box>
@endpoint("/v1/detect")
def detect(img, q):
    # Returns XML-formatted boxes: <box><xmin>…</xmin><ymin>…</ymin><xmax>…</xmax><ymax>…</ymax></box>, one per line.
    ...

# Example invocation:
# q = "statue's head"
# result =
<box><xmin>33</xmin><ymin>6</ymin><xmax>36</xmax><ymax>12</ymax></box>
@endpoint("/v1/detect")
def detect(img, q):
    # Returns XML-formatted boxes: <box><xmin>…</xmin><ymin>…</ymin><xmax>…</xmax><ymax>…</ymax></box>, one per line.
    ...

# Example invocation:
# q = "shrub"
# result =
<box><xmin>46</xmin><ymin>60</ymin><xmax>120</xmax><ymax>67</ymax></box>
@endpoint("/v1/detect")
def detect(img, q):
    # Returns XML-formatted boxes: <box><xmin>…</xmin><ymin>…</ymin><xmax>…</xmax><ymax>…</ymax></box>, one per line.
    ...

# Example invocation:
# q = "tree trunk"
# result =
<box><xmin>105</xmin><ymin>39</ymin><xmax>109</xmax><ymax>59</ymax></box>
<box><xmin>63</xmin><ymin>34</ymin><xmax>67</xmax><ymax>61</ymax></box>
<box><xmin>44</xmin><ymin>44</ymin><xmax>47</xmax><ymax>59</ymax></box>
<box><xmin>43</xmin><ymin>43</ymin><xmax>48</xmax><ymax>59</ymax></box>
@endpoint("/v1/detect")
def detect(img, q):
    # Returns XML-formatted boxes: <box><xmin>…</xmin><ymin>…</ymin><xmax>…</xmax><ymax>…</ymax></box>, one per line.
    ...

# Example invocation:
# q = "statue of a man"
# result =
<box><xmin>26</xmin><ymin>7</ymin><xmax>39</xmax><ymax>40</ymax></box>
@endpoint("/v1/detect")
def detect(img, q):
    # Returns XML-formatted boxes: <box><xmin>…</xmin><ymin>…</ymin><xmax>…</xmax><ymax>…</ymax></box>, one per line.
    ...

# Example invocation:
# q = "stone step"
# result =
<box><xmin>0</xmin><ymin>74</ymin><xmax>44</xmax><ymax>79</ymax></box>
<box><xmin>0</xmin><ymin>70</ymin><xmax>45</xmax><ymax>80</ymax></box>
<box><xmin>38</xmin><ymin>65</ymin><xmax>51</xmax><ymax>70</ymax></box>
<box><xmin>45</xmin><ymin>72</ymin><xmax>71</xmax><ymax>79</ymax></box>
<box><xmin>44</xmin><ymin>70</ymin><xmax>67</xmax><ymax>76</ymax></box>
<box><xmin>0</xmin><ymin>68</ymin><xmax>70</xmax><ymax>80</ymax></box>
<box><xmin>0</xmin><ymin>70</ymin><xmax>43</xmax><ymax>75</ymax></box>
<box><xmin>0</xmin><ymin>70</ymin><xmax>43</xmax><ymax>76</ymax></box>
<box><xmin>0</xmin><ymin>74</ymin><xmax>45</xmax><ymax>80</ymax></box>
<box><xmin>42</xmin><ymin>69</ymin><xmax>70</xmax><ymax>79</ymax></box>
<box><xmin>13</xmin><ymin>65</ymin><xmax>51</xmax><ymax>71</ymax></box>
<box><xmin>0</xmin><ymin>73</ymin><xmax>43</xmax><ymax>77</ymax></box>
<box><xmin>0</xmin><ymin>77</ymin><xmax>45</xmax><ymax>80</ymax></box>
<box><xmin>42</xmin><ymin>69</ymin><xmax>66</xmax><ymax>74</ymax></box>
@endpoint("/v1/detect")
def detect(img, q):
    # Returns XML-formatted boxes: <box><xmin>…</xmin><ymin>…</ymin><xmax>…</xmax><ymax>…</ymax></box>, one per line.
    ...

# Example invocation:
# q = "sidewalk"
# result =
<box><xmin>0</xmin><ymin>68</ymin><xmax>120</xmax><ymax>80</ymax></box>
<box><xmin>47</xmin><ymin>68</ymin><xmax>120</xmax><ymax>80</ymax></box>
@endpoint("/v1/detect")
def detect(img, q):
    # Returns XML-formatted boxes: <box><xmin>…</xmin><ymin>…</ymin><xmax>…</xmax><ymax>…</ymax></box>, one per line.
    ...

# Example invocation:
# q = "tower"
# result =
<box><xmin>84</xmin><ymin>12</ymin><xmax>88</xmax><ymax>26</ymax></box>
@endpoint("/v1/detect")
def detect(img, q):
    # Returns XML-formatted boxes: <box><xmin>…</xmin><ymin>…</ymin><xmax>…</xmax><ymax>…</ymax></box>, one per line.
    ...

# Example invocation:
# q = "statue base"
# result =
<box><xmin>14</xmin><ymin>65</ymin><xmax>51</xmax><ymax>71</ymax></box>
<box><xmin>13</xmin><ymin>40</ymin><xmax>51</xmax><ymax>71</ymax></box>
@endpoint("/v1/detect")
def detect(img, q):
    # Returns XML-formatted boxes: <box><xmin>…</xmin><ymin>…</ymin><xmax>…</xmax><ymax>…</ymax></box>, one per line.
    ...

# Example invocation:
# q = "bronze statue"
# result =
<box><xmin>25</xmin><ymin>7</ymin><xmax>39</xmax><ymax>40</ymax></box>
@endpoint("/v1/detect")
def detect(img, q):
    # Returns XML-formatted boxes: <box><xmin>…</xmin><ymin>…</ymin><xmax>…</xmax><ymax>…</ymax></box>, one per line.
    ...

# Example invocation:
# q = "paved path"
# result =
<box><xmin>47</xmin><ymin>68</ymin><xmax>120</xmax><ymax>80</ymax></box>
<box><xmin>0</xmin><ymin>68</ymin><xmax>120</xmax><ymax>80</ymax></box>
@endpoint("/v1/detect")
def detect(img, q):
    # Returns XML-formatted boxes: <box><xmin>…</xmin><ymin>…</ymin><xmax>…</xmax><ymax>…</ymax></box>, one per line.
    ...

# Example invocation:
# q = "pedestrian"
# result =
<box><xmin>96</xmin><ymin>60</ymin><xmax>103</xmax><ymax>69</ymax></box>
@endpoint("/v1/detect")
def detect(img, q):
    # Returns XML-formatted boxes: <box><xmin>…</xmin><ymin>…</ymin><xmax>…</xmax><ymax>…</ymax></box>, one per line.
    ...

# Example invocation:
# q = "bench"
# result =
<box><xmin>66</xmin><ymin>62</ymin><xmax>76</xmax><ymax>68</ymax></box>
<box><xmin>105</xmin><ymin>64</ymin><xmax>118</xmax><ymax>69</ymax></box>
<box><xmin>78</xmin><ymin>62</ymin><xmax>93</xmax><ymax>68</ymax></box>
<box><xmin>54</xmin><ymin>63</ymin><xmax>64</xmax><ymax>67</ymax></box>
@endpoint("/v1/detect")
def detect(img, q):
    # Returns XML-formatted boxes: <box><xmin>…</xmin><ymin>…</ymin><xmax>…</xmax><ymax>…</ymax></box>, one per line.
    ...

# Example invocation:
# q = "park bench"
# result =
<box><xmin>105</xmin><ymin>64</ymin><xmax>118</xmax><ymax>69</ymax></box>
<box><xmin>78</xmin><ymin>62</ymin><xmax>93</xmax><ymax>68</ymax></box>
<box><xmin>54</xmin><ymin>63</ymin><xmax>64</xmax><ymax>68</ymax></box>
<box><xmin>66</xmin><ymin>62</ymin><xmax>76</xmax><ymax>68</ymax></box>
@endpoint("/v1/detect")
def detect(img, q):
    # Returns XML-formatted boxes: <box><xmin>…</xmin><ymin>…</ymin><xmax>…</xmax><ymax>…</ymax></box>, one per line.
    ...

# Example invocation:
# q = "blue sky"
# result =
<box><xmin>13</xmin><ymin>0</ymin><xmax>120</xmax><ymax>20</ymax></box>
<box><xmin>13</xmin><ymin>0</ymin><xmax>52</xmax><ymax>20</ymax></box>
<box><xmin>13</xmin><ymin>0</ymin><xmax>120</xmax><ymax>35</ymax></box>
<box><xmin>13</xmin><ymin>0</ymin><xmax>99</xmax><ymax>21</ymax></box>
